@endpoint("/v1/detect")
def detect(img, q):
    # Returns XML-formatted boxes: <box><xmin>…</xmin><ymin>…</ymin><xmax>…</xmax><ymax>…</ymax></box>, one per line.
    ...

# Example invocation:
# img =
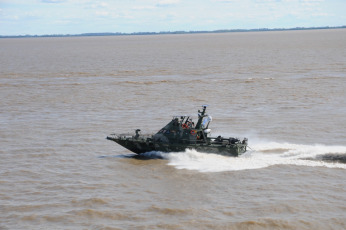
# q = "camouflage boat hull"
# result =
<box><xmin>107</xmin><ymin>133</ymin><xmax>247</xmax><ymax>157</ymax></box>
<box><xmin>107</xmin><ymin>106</ymin><xmax>248</xmax><ymax>157</ymax></box>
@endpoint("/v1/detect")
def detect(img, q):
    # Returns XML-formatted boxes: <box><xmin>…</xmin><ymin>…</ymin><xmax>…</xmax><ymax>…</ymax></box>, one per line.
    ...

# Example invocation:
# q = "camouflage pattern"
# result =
<box><xmin>107</xmin><ymin>106</ymin><xmax>248</xmax><ymax>157</ymax></box>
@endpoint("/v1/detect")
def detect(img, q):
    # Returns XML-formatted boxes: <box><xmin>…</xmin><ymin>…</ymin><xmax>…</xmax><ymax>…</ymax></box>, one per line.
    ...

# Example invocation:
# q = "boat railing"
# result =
<box><xmin>107</xmin><ymin>133</ymin><xmax>154</xmax><ymax>141</ymax></box>
<box><xmin>208</xmin><ymin>136</ymin><xmax>243</xmax><ymax>145</ymax></box>
<box><xmin>107</xmin><ymin>133</ymin><xmax>133</xmax><ymax>140</ymax></box>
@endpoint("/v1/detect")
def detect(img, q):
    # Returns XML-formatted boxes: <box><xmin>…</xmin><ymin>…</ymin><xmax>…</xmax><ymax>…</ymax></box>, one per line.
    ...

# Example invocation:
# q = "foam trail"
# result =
<box><xmin>164</xmin><ymin>142</ymin><xmax>346</xmax><ymax>172</ymax></box>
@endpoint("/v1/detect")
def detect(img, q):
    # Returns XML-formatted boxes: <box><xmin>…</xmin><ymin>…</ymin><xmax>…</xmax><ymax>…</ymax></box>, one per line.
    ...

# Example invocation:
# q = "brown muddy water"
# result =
<box><xmin>1</xmin><ymin>29</ymin><xmax>346</xmax><ymax>229</ymax></box>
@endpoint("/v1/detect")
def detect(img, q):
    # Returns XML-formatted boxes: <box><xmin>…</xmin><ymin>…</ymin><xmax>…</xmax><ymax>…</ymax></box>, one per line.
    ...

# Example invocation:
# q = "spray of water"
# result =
<box><xmin>160</xmin><ymin>141</ymin><xmax>346</xmax><ymax>172</ymax></box>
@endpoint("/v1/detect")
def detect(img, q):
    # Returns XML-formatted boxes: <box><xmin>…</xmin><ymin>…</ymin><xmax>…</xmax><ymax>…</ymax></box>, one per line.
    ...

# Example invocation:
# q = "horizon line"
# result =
<box><xmin>1</xmin><ymin>25</ymin><xmax>345</xmax><ymax>38</ymax></box>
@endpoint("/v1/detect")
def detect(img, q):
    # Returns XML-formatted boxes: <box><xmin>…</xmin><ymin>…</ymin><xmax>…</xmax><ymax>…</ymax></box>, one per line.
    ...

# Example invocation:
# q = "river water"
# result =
<box><xmin>1</xmin><ymin>29</ymin><xmax>346</xmax><ymax>229</ymax></box>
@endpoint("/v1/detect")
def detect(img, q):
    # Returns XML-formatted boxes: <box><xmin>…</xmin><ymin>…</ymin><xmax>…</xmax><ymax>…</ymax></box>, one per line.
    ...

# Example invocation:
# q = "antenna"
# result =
<box><xmin>198</xmin><ymin>105</ymin><xmax>208</xmax><ymax>114</ymax></box>
<box><xmin>196</xmin><ymin>105</ymin><xmax>208</xmax><ymax>129</ymax></box>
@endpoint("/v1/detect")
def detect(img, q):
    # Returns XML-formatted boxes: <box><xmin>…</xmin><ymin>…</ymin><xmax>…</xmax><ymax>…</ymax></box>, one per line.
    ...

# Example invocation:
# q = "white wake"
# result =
<box><xmin>160</xmin><ymin>142</ymin><xmax>346</xmax><ymax>172</ymax></box>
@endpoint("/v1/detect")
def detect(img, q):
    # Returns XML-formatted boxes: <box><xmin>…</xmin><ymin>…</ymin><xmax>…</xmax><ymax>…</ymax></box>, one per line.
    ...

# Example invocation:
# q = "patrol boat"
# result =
<box><xmin>107</xmin><ymin>106</ymin><xmax>248</xmax><ymax>157</ymax></box>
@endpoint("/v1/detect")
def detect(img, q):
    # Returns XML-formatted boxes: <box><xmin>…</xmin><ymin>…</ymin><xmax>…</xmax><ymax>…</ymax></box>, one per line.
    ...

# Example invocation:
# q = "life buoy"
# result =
<box><xmin>182</xmin><ymin>123</ymin><xmax>188</xmax><ymax>129</ymax></box>
<box><xmin>190</xmin><ymin>130</ymin><xmax>196</xmax><ymax>135</ymax></box>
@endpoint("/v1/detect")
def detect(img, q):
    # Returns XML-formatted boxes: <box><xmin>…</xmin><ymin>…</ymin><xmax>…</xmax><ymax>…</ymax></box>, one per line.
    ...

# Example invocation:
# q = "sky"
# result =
<box><xmin>0</xmin><ymin>0</ymin><xmax>345</xmax><ymax>35</ymax></box>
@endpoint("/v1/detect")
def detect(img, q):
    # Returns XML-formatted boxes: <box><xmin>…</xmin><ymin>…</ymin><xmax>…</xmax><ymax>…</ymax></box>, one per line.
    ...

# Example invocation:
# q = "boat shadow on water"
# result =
<box><xmin>98</xmin><ymin>152</ymin><xmax>165</xmax><ymax>160</ymax></box>
<box><xmin>316</xmin><ymin>153</ymin><xmax>346</xmax><ymax>164</ymax></box>
<box><xmin>303</xmin><ymin>153</ymin><xmax>346</xmax><ymax>164</ymax></box>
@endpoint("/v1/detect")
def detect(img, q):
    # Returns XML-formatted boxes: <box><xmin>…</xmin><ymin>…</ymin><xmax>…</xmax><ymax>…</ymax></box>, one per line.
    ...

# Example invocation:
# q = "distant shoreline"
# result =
<box><xmin>1</xmin><ymin>26</ymin><xmax>345</xmax><ymax>38</ymax></box>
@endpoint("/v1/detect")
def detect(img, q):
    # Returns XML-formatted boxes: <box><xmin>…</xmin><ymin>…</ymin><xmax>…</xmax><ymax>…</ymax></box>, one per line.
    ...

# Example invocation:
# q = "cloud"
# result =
<box><xmin>89</xmin><ymin>1</ymin><xmax>109</xmax><ymax>9</ymax></box>
<box><xmin>156</xmin><ymin>0</ymin><xmax>180</xmax><ymax>7</ymax></box>
<box><xmin>0</xmin><ymin>0</ymin><xmax>344</xmax><ymax>35</ymax></box>
<box><xmin>311</xmin><ymin>12</ymin><xmax>329</xmax><ymax>17</ymax></box>
<box><xmin>95</xmin><ymin>10</ymin><xmax>109</xmax><ymax>17</ymax></box>
<box><xmin>132</xmin><ymin>5</ymin><xmax>157</xmax><ymax>10</ymax></box>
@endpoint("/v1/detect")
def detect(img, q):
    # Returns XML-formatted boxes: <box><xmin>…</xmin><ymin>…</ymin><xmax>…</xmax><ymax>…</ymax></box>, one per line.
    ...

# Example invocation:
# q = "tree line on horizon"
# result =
<box><xmin>1</xmin><ymin>26</ymin><xmax>345</xmax><ymax>38</ymax></box>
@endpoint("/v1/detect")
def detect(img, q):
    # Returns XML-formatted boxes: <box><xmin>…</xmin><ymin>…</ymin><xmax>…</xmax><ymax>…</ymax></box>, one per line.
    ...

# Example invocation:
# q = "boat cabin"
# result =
<box><xmin>153</xmin><ymin>106</ymin><xmax>213</xmax><ymax>144</ymax></box>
